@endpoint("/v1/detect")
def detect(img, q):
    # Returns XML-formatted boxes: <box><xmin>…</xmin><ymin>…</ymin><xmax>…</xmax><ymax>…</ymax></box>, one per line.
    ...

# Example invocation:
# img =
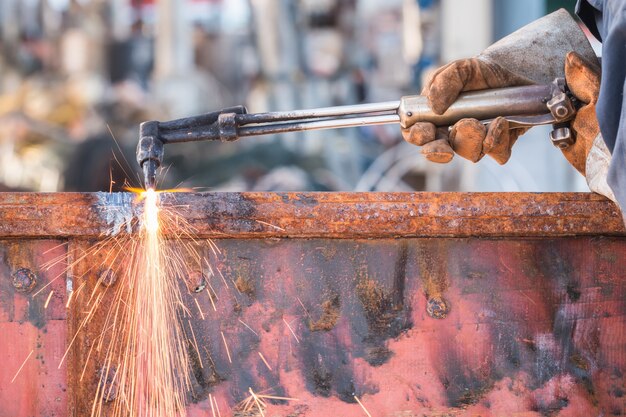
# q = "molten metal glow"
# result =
<box><xmin>143</xmin><ymin>188</ymin><xmax>160</xmax><ymax>233</ymax></box>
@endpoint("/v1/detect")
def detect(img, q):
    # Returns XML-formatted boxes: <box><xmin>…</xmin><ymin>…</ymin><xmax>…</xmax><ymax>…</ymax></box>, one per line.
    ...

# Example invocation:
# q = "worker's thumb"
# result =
<box><xmin>425</xmin><ymin>58</ymin><xmax>531</xmax><ymax>115</ymax></box>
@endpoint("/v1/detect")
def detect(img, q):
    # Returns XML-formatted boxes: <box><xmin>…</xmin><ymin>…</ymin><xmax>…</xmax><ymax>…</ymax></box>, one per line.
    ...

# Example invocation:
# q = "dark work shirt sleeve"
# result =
<box><xmin>576</xmin><ymin>0</ymin><xmax>626</xmax><ymax>218</ymax></box>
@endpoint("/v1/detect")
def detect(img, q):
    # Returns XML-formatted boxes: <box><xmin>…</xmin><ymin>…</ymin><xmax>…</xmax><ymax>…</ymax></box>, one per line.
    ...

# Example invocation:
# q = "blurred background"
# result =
<box><xmin>0</xmin><ymin>0</ymin><xmax>597</xmax><ymax>192</ymax></box>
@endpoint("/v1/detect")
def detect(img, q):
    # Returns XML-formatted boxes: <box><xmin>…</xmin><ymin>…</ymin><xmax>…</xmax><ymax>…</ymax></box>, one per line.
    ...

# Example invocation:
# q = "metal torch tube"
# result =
<box><xmin>236</xmin><ymin>101</ymin><xmax>400</xmax><ymax>125</ymax></box>
<box><xmin>398</xmin><ymin>84</ymin><xmax>553</xmax><ymax>128</ymax></box>
<box><xmin>237</xmin><ymin>114</ymin><xmax>401</xmax><ymax>137</ymax></box>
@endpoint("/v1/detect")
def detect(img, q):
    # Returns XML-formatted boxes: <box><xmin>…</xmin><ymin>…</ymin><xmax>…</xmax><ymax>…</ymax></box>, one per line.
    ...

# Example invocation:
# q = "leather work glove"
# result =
<box><xmin>403</xmin><ymin>52</ymin><xmax>602</xmax><ymax>172</ymax></box>
<box><xmin>401</xmin><ymin>59</ymin><xmax>532</xmax><ymax>165</ymax></box>
<box><xmin>400</xmin><ymin>9</ymin><xmax>600</xmax><ymax>166</ymax></box>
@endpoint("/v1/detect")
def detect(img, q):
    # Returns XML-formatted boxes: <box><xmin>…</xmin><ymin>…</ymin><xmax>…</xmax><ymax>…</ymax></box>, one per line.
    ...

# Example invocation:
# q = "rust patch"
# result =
<box><xmin>356</xmin><ymin>279</ymin><xmax>397</xmax><ymax>333</ymax></box>
<box><xmin>97</xmin><ymin>365</ymin><xmax>118</xmax><ymax>402</ymax></box>
<box><xmin>355</xmin><ymin>277</ymin><xmax>408</xmax><ymax>366</ymax></box>
<box><xmin>454</xmin><ymin>381</ymin><xmax>496</xmax><ymax>408</ymax></box>
<box><xmin>570</xmin><ymin>353</ymin><xmax>590</xmax><ymax>372</ymax></box>
<box><xmin>312</xmin><ymin>364</ymin><xmax>333</xmax><ymax>397</ymax></box>
<box><xmin>308</xmin><ymin>295</ymin><xmax>340</xmax><ymax>332</ymax></box>
<box><xmin>234</xmin><ymin>276</ymin><xmax>255</xmax><ymax>298</ymax></box>
<box><xmin>2</xmin><ymin>242</ymin><xmax>55</xmax><ymax>329</ymax></box>
<box><xmin>417</xmin><ymin>240</ymin><xmax>451</xmax><ymax>312</ymax></box>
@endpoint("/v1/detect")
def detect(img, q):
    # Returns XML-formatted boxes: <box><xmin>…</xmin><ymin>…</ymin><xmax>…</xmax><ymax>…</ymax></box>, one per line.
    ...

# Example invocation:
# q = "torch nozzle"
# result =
<box><xmin>137</xmin><ymin>121</ymin><xmax>164</xmax><ymax>191</ymax></box>
<box><xmin>143</xmin><ymin>159</ymin><xmax>158</xmax><ymax>191</ymax></box>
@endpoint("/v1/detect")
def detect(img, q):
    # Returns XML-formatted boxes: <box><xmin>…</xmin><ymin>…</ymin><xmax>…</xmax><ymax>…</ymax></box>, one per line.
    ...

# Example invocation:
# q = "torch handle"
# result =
<box><xmin>398</xmin><ymin>84</ymin><xmax>553</xmax><ymax>128</ymax></box>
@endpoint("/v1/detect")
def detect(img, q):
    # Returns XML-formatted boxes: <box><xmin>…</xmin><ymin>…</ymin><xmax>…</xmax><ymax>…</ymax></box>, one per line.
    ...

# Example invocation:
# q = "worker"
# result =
<box><xmin>401</xmin><ymin>2</ymin><xmax>625</xmax><ymax>221</ymax></box>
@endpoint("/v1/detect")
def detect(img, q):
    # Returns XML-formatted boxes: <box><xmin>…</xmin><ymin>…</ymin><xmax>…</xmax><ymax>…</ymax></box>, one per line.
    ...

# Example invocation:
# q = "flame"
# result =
<box><xmin>126</xmin><ymin>187</ymin><xmax>192</xmax><ymax>200</ymax></box>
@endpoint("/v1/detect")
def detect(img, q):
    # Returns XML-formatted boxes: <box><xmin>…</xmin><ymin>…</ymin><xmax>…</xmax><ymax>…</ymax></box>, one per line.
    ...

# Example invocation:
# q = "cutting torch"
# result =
<box><xmin>137</xmin><ymin>78</ymin><xmax>578</xmax><ymax>190</ymax></box>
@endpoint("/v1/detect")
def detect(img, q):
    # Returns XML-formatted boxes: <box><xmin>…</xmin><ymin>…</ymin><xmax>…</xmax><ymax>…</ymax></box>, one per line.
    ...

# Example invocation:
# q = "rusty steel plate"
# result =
<box><xmin>0</xmin><ymin>192</ymin><xmax>624</xmax><ymax>417</ymax></box>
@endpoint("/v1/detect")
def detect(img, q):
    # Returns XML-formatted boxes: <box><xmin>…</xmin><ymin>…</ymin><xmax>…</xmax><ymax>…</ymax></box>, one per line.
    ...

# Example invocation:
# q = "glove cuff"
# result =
<box><xmin>586</xmin><ymin>133</ymin><xmax>618</xmax><ymax>204</ymax></box>
<box><xmin>478</xmin><ymin>9</ymin><xmax>598</xmax><ymax>85</ymax></box>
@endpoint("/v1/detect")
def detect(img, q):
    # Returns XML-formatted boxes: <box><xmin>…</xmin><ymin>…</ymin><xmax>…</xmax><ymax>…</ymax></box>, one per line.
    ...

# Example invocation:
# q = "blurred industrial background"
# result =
<box><xmin>0</xmin><ymin>0</ymin><xmax>597</xmax><ymax>192</ymax></box>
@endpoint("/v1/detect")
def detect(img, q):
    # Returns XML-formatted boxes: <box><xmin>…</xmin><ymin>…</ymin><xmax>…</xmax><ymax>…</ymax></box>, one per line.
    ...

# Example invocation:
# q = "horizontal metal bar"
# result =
<box><xmin>159</xmin><ymin>126</ymin><xmax>220</xmax><ymax>143</ymax></box>
<box><xmin>159</xmin><ymin>114</ymin><xmax>401</xmax><ymax>143</ymax></box>
<box><xmin>158</xmin><ymin>105</ymin><xmax>247</xmax><ymax>131</ymax></box>
<box><xmin>238</xmin><ymin>114</ymin><xmax>401</xmax><ymax>137</ymax></box>
<box><xmin>0</xmin><ymin>192</ymin><xmax>622</xmax><ymax>239</ymax></box>
<box><xmin>236</xmin><ymin>101</ymin><xmax>400</xmax><ymax>125</ymax></box>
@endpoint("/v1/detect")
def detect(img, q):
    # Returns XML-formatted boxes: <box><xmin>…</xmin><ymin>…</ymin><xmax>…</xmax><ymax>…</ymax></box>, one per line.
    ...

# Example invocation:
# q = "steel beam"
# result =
<box><xmin>0</xmin><ymin>192</ymin><xmax>623</xmax><ymax>239</ymax></box>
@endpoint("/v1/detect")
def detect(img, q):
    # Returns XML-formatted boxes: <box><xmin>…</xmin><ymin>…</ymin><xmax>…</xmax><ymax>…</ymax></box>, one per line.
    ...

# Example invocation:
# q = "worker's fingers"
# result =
<box><xmin>402</xmin><ymin>122</ymin><xmax>453</xmax><ymax>163</ymax></box>
<box><xmin>449</xmin><ymin>118</ymin><xmax>486</xmax><ymax>162</ymax></box>
<box><xmin>483</xmin><ymin>117</ymin><xmax>512</xmax><ymax>164</ymax></box>
<box><xmin>426</xmin><ymin>60</ymin><xmax>472</xmax><ymax>115</ymax></box>
<box><xmin>565</xmin><ymin>51</ymin><xmax>600</xmax><ymax>105</ymax></box>
<box><xmin>483</xmin><ymin>117</ymin><xmax>528</xmax><ymax>165</ymax></box>
<box><xmin>561</xmin><ymin>105</ymin><xmax>600</xmax><ymax>175</ymax></box>
<box><xmin>426</xmin><ymin>58</ymin><xmax>532</xmax><ymax>115</ymax></box>
<box><xmin>403</xmin><ymin>117</ymin><xmax>527</xmax><ymax>166</ymax></box>
<box><xmin>402</xmin><ymin>122</ymin><xmax>437</xmax><ymax>146</ymax></box>
<box><xmin>422</xmin><ymin>138</ymin><xmax>454</xmax><ymax>163</ymax></box>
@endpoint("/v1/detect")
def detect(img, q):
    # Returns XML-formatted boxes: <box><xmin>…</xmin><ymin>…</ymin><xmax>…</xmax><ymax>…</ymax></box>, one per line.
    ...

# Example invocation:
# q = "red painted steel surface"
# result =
<box><xmin>0</xmin><ymin>240</ymin><xmax>68</xmax><ymax>417</ymax></box>
<box><xmin>0</xmin><ymin>192</ymin><xmax>624</xmax><ymax>416</ymax></box>
<box><xmin>63</xmin><ymin>237</ymin><xmax>626</xmax><ymax>416</ymax></box>
<box><xmin>177</xmin><ymin>237</ymin><xmax>626</xmax><ymax>417</ymax></box>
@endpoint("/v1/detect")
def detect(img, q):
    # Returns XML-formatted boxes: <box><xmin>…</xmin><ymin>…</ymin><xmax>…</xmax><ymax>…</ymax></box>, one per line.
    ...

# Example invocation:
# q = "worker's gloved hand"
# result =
<box><xmin>401</xmin><ymin>58</ymin><xmax>532</xmax><ymax>164</ymax></box>
<box><xmin>400</xmin><ymin>9</ymin><xmax>599</xmax><ymax>166</ymax></box>
<box><xmin>404</xmin><ymin>52</ymin><xmax>603</xmax><ymax>171</ymax></box>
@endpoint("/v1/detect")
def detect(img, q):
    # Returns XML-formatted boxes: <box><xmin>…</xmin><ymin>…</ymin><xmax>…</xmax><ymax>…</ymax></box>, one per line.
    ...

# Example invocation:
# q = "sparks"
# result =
<box><xmin>283</xmin><ymin>318</ymin><xmax>300</xmax><ymax>344</ymax></box>
<box><xmin>221</xmin><ymin>331</ymin><xmax>232</xmax><ymax>364</ymax></box>
<box><xmin>258</xmin><ymin>351</ymin><xmax>272</xmax><ymax>371</ymax></box>
<box><xmin>11</xmin><ymin>349</ymin><xmax>34</xmax><ymax>384</ymax></box>
<box><xmin>354</xmin><ymin>395</ymin><xmax>373</xmax><ymax>417</ymax></box>
<box><xmin>237</xmin><ymin>388</ymin><xmax>299</xmax><ymax>415</ymax></box>
<box><xmin>211</xmin><ymin>394</ymin><xmax>222</xmax><ymax>417</ymax></box>
<box><xmin>87</xmin><ymin>186</ymin><xmax>199</xmax><ymax>416</ymax></box>
<box><xmin>45</xmin><ymin>184</ymin><xmax>223</xmax><ymax>417</ymax></box>
<box><xmin>44</xmin><ymin>290</ymin><xmax>54</xmax><ymax>309</ymax></box>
